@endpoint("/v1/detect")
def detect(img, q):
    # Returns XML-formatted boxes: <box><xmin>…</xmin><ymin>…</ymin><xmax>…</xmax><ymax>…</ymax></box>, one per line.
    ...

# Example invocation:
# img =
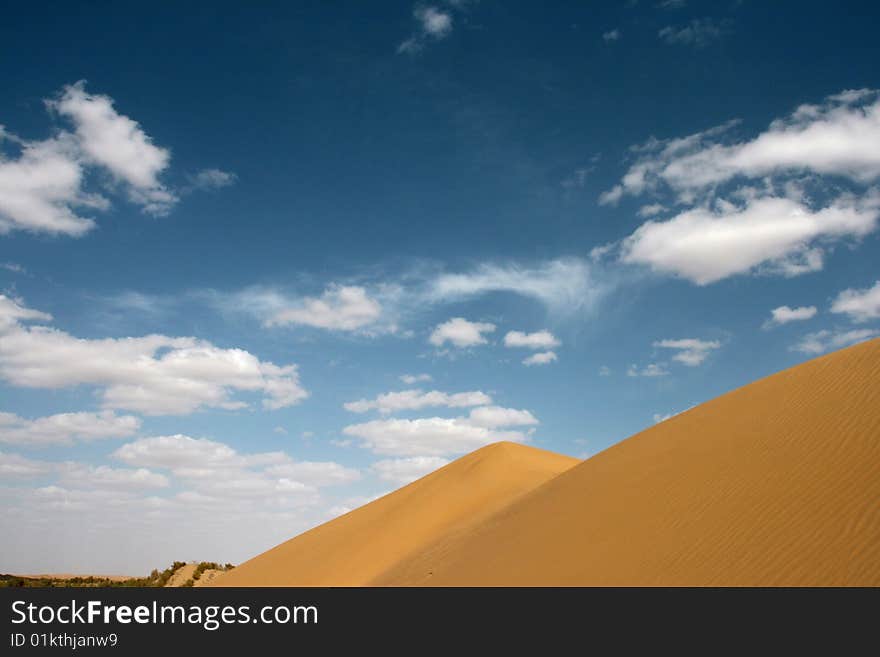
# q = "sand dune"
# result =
<box><xmin>379</xmin><ymin>338</ymin><xmax>880</xmax><ymax>586</ymax></box>
<box><xmin>212</xmin><ymin>442</ymin><xmax>578</xmax><ymax>586</ymax></box>
<box><xmin>164</xmin><ymin>563</ymin><xmax>198</xmax><ymax>587</ymax></box>
<box><xmin>217</xmin><ymin>338</ymin><xmax>880</xmax><ymax>586</ymax></box>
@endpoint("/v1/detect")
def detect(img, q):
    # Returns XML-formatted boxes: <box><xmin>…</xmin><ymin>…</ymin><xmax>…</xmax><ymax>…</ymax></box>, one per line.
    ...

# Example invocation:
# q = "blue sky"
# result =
<box><xmin>2</xmin><ymin>0</ymin><xmax>879</xmax><ymax>574</ymax></box>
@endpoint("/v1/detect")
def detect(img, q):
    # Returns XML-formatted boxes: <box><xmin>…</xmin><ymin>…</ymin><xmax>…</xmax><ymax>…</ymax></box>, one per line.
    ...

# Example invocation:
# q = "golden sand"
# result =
<box><xmin>217</xmin><ymin>338</ymin><xmax>880</xmax><ymax>586</ymax></box>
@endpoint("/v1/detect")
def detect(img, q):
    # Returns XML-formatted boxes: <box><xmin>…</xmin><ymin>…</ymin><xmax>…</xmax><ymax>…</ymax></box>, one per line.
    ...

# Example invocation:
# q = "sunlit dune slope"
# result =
<box><xmin>376</xmin><ymin>338</ymin><xmax>880</xmax><ymax>586</ymax></box>
<box><xmin>212</xmin><ymin>442</ymin><xmax>579</xmax><ymax>586</ymax></box>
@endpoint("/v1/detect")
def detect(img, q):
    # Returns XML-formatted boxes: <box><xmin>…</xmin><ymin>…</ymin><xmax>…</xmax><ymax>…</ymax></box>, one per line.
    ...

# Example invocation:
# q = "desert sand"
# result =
<box><xmin>164</xmin><ymin>563</ymin><xmax>198</xmax><ymax>587</ymax></box>
<box><xmin>213</xmin><ymin>442</ymin><xmax>578</xmax><ymax>586</ymax></box>
<box><xmin>216</xmin><ymin>338</ymin><xmax>880</xmax><ymax>586</ymax></box>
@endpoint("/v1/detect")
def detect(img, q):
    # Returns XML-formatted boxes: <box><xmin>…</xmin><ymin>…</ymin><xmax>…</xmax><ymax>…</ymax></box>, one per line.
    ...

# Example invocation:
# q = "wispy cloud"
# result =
<box><xmin>790</xmin><ymin>328</ymin><xmax>879</xmax><ymax>354</ymax></box>
<box><xmin>658</xmin><ymin>18</ymin><xmax>727</xmax><ymax>47</ymax></box>
<box><xmin>653</xmin><ymin>338</ymin><xmax>721</xmax><ymax>366</ymax></box>
<box><xmin>398</xmin><ymin>4</ymin><xmax>455</xmax><ymax>54</ymax></box>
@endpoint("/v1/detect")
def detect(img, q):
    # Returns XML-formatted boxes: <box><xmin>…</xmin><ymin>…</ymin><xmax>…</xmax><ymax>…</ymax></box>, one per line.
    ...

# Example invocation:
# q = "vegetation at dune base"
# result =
<box><xmin>0</xmin><ymin>561</ymin><xmax>234</xmax><ymax>588</ymax></box>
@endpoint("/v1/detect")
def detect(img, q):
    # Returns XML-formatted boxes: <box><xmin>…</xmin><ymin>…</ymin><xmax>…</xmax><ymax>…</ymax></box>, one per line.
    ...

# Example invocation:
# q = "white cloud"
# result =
<box><xmin>831</xmin><ymin>280</ymin><xmax>880</xmax><ymax>322</ymax></box>
<box><xmin>429</xmin><ymin>317</ymin><xmax>496</xmax><ymax>348</ymax></box>
<box><xmin>658</xmin><ymin>18</ymin><xmax>725</xmax><ymax>47</ymax></box>
<box><xmin>266</xmin><ymin>285</ymin><xmax>382</xmax><ymax>331</ymax></box>
<box><xmin>48</xmin><ymin>81</ymin><xmax>176</xmax><ymax>216</ymax></box>
<box><xmin>602</xmin><ymin>29</ymin><xmax>621</xmax><ymax>43</ymax></box>
<box><xmin>416</xmin><ymin>5</ymin><xmax>452</xmax><ymax>37</ymax></box>
<box><xmin>113</xmin><ymin>433</ymin><xmax>358</xmax><ymax>494</ymax></box>
<box><xmin>0</xmin><ymin>410</ymin><xmax>140</xmax><ymax>447</ymax></box>
<box><xmin>620</xmin><ymin>193</ymin><xmax>879</xmax><ymax>285</ymax></box>
<box><xmin>466</xmin><ymin>406</ymin><xmax>538</xmax><ymax>428</ymax></box>
<box><xmin>371</xmin><ymin>456</ymin><xmax>449</xmax><ymax>485</ymax></box>
<box><xmin>653</xmin><ymin>404</ymin><xmax>693</xmax><ymax>424</ymax></box>
<box><xmin>427</xmin><ymin>258</ymin><xmax>601</xmax><ymax>316</ymax></box>
<box><xmin>657</xmin><ymin>0</ymin><xmax>686</xmax><ymax>8</ymax></box>
<box><xmin>598</xmin><ymin>365</ymin><xmax>611</xmax><ymax>376</ymax></box>
<box><xmin>398</xmin><ymin>5</ymin><xmax>453</xmax><ymax>54</ymax></box>
<box><xmin>344</xmin><ymin>389</ymin><xmax>492</xmax><ymax>414</ymax></box>
<box><xmin>0</xmin><ymin>450</ymin><xmax>53</xmax><ymax>478</ymax></box>
<box><xmin>114</xmin><ymin>434</ymin><xmax>252</xmax><ymax>471</ymax></box>
<box><xmin>56</xmin><ymin>463</ymin><xmax>169</xmax><ymax>490</ymax></box>
<box><xmin>605</xmin><ymin>89</ymin><xmax>880</xmax><ymax>201</ymax></box>
<box><xmin>264</xmin><ymin>461</ymin><xmax>361</xmax><ymax>487</ymax></box>
<box><xmin>0</xmin><ymin>131</ymin><xmax>100</xmax><ymax>236</ymax></box>
<box><xmin>343</xmin><ymin>406</ymin><xmax>538</xmax><ymax>456</ymax></box>
<box><xmin>654</xmin><ymin>338</ymin><xmax>721</xmax><ymax>366</ymax></box>
<box><xmin>0</xmin><ymin>295</ymin><xmax>307</xmax><ymax>415</ymax></box>
<box><xmin>187</xmin><ymin>168</ymin><xmax>237</xmax><ymax>191</ymax></box>
<box><xmin>522</xmin><ymin>351</ymin><xmax>558</xmax><ymax>366</ymax></box>
<box><xmin>503</xmin><ymin>330</ymin><xmax>560</xmax><ymax>349</ymax></box>
<box><xmin>400</xmin><ymin>373</ymin><xmax>432</xmax><ymax>384</ymax></box>
<box><xmin>764</xmin><ymin>305</ymin><xmax>818</xmax><ymax>328</ymax></box>
<box><xmin>0</xmin><ymin>80</ymin><xmax>233</xmax><ymax>236</ymax></box>
<box><xmin>637</xmin><ymin>203</ymin><xmax>666</xmax><ymax>217</ymax></box>
<box><xmin>790</xmin><ymin>328</ymin><xmax>879</xmax><ymax>355</ymax></box>
<box><xmin>0</xmin><ymin>295</ymin><xmax>52</xmax><ymax>330</ymax></box>
<box><xmin>627</xmin><ymin>363</ymin><xmax>669</xmax><ymax>377</ymax></box>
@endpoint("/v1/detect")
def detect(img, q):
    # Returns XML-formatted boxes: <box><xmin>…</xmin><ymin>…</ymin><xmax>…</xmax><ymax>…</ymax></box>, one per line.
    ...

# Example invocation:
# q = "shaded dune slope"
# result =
<box><xmin>378</xmin><ymin>338</ymin><xmax>880</xmax><ymax>586</ymax></box>
<box><xmin>213</xmin><ymin>443</ymin><xmax>578</xmax><ymax>586</ymax></box>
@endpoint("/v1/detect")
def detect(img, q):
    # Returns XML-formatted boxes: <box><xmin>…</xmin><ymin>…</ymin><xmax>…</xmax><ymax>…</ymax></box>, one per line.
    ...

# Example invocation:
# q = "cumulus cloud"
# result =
<box><xmin>653</xmin><ymin>338</ymin><xmax>721</xmax><ymax>366</ymax></box>
<box><xmin>466</xmin><ymin>406</ymin><xmax>538</xmax><ymax>428</ymax></box>
<box><xmin>0</xmin><ymin>295</ymin><xmax>307</xmax><ymax>415</ymax></box>
<box><xmin>429</xmin><ymin>317</ymin><xmax>496</xmax><ymax>348</ymax></box>
<box><xmin>603</xmin><ymin>90</ymin><xmax>880</xmax><ymax>284</ymax></box>
<box><xmin>0</xmin><ymin>450</ymin><xmax>53</xmax><ymax>478</ymax></box>
<box><xmin>344</xmin><ymin>389</ymin><xmax>492</xmax><ymax>414</ymax></box>
<box><xmin>0</xmin><ymin>130</ymin><xmax>104</xmax><ymax>236</ymax></box>
<box><xmin>266</xmin><ymin>285</ymin><xmax>382</xmax><ymax>332</ymax></box>
<box><xmin>343</xmin><ymin>406</ymin><xmax>539</xmax><ymax>456</ymax></box>
<box><xmin>0</xmin><ymin>410</ymin><xmax>140</xmax><ymax>447</ymax></box>
<box><xmin>48</xmin><ymin>81</ymin><xmax>176</xmax><ymax>215</ymax></box>
<box><xmin>620</xmin><ymin>193</ymin><xmax>879</xmax><ymax>284</ymax></box>
<box><xmin>790</xmin><ymin>328</ymin><xmax>879</xmax><ymax>354</ymax></box>
<box><xmin>400</xmin><ymin>373</ymin><xmax>432</xmax><ymax>384</ymax></box>
<box><xmin>604</xmin><ymin>89</ymin><xmax>880</xmax><ymax>202</ymax></box>
<box><xmin>830</xmin><ymin>280</ymin><xmax>880</xmax><ymax>322</ymax></box>
<box><xmin>371</xmin><ymin>456</ymin><xmax>449</xmax><ymax>485</ymax></box>
<box><xmin>522</xmin><ymin>351</ymin><xmax>558</xmax><ymax>366</ymax></box>
<box><xmin>658</xmin><ymin>18</ymin><xmax>726</xmax><ymax>47</ymax></box>
<box><xmin>114</xmin><ymin>434</ymin><xmax>358</xmax><ymax>493</ymax></box>
<box><xmin>56</xmin><ymin>463</ymin><xmax>169</xmax><ymax>490</ymax></box>
<box><xmin>0</xmin><ymin>81</ymin><xmax>232</xmax><ymax>237</ymax></box>
<box><xmin>503</xmin><ymin>330</ymin><xmax>560</xmax><ymax>349</ymax></box>
<box><xmin>764</xmin><ymin>305</ymin><xmax>818</xmax><ymax>328</ymax></box>
<box><xmin>264</xmin><ymin>461</ymin><xmax>361</xmax><ymax>487</ymax></box>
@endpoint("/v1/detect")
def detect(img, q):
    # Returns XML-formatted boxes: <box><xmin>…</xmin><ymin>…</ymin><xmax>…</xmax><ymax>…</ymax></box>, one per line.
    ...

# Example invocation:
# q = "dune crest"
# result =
<box><xmin>212</xmin><ymin>442</ymin><xmax>578</xmax><ymax>586</ymax></box>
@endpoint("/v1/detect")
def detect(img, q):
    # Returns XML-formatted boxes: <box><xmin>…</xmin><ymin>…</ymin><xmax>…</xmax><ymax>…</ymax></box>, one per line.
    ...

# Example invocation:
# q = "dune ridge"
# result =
<box><xmin>378</xmin><ymin>337</ymin><xmax>880</xmax><ymax>586</ymax></box>
<box><xmin>212</xmin><ymin>442</ymin><xmax>578</xmax><ymax>586</ymax></box>
<box><xmin>217</xmin><ymin>338</ymin><xmax>880</xmax><ymax>586</ymax></box>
